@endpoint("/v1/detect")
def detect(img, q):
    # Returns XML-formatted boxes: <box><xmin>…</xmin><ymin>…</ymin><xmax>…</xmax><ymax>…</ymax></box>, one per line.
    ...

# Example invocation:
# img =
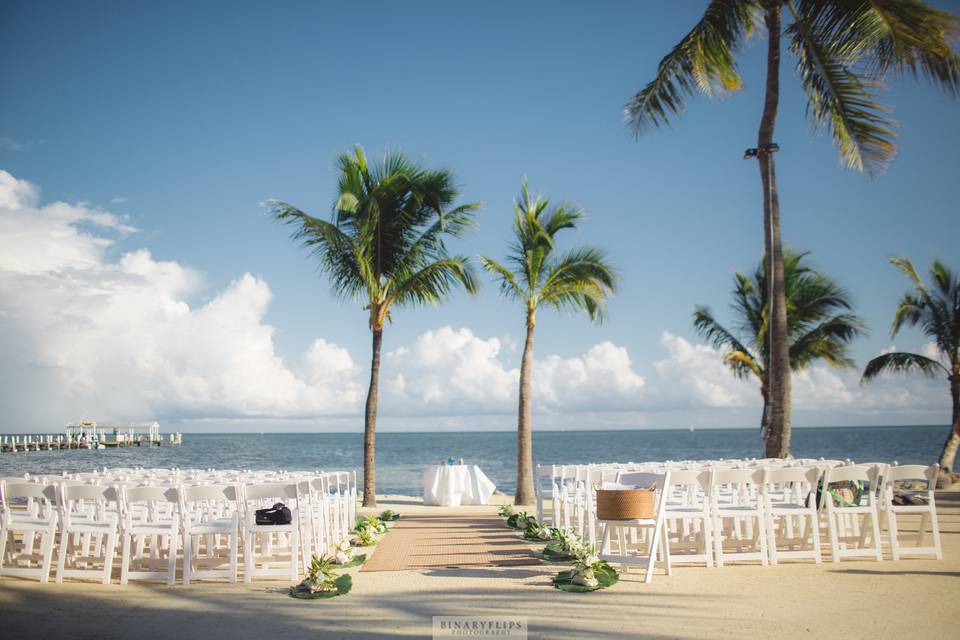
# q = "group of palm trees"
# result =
<box><xmin>267</xmin><ymin>0</ymin><xmax>959</xmax><ymax>506</ymax></box>
<box><xmin>267</xmin><ymin>150</ymin><xmax>615</xmax><ymax>507</ymax></box>
<box><xmin>695</xmin><ymin>251</ymin><xmax>960</xmax><ymax>480</ymax></box>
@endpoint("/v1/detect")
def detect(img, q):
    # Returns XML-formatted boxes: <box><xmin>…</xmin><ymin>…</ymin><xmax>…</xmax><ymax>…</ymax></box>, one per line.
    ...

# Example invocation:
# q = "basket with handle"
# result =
<box><xmin>596</xmin><ymin>488</ymin><xmax>655</xmax><ymax>520</ymax></box>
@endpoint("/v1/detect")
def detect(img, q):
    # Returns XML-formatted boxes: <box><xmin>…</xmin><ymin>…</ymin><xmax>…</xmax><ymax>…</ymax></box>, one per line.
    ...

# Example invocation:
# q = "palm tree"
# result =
<box><xmin>625</xmin><ymin>0</ymin><xmax>959</xmax><ymax>458</ymax></box>
<box><xmin>694</xmin><ymin>251</ymin><xmax>866</xmax><ymax>441</ymax></box>
<box><xmin>479</xmin><ymin>181</ymin><xmax>616</xmax><ymax>505</ymax></box>
<box><xmin>266</xmin><ymin>146</ymin><xmax>481</xmax><ymax>507</ymax></box>
<box><xmin>863</xmin><ymin>258</ymin><xmax>960</xmax><ymax>474</ymax></box>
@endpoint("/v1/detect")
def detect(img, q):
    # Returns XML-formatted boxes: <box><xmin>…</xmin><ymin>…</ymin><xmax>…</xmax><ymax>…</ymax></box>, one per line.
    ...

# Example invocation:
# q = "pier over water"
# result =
<box><xmin>1</xmin><ymin>420</ymin><xmax>183</xmax><ymax>453</ymax></box>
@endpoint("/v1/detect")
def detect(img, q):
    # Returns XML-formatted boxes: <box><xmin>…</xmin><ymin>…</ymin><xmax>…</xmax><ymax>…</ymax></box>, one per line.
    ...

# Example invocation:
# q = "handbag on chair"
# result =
<box><xmin>254</xmin><ymin>502</ymin><xmax>292</xmax><ymax>525</ymax></box>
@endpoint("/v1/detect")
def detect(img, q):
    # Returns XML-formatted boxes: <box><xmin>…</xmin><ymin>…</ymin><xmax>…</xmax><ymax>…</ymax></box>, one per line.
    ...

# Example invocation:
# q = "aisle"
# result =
<box><xmin>361</xmin><ymin>514</ymin><xmax>542</xmax><ymax>572</ymax></box>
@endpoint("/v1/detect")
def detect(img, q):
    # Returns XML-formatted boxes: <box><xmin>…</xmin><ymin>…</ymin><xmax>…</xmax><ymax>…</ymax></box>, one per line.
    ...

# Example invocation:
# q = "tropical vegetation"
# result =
<box><xmin>479</xmin><ymin>181</ymin><xmax>616</xmax><ymax>505</ymax></box>
<box><xmin>863</xmin><ymin>258</ymin><xmax>960</xmax><ymax>474</ymax></box>
<box><xmin>694</xmin><ymin>251</ymin><xmax>866</xmax><ymax>442</ymax></box>
<box><xmin>626</xmin><ymin>0</ymin><xmax>960</xmax><ymax>457</ymax></box>
<box><xmin>267</xmin><ymin>146</ymin><xmax>481</xmax><ymax>507</ymax></box>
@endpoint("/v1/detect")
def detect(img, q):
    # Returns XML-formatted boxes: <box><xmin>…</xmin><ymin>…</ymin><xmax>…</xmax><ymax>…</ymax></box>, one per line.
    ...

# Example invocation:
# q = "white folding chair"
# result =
<box><xmin>822</xmin><ymin>464</ymin><xmax>883</xmax><ymax>562</ymax></box>
<box><xmin>119</xmin><ymin>485</ymin><xmax>181</xmax><ymax>585</ymax></box>
<box><xmin>762</xmin><ymin>467</ymin><xmax>822</xmax><ymax>565</ymax></box>
<box><xmin>179</xmin><ymin>484</ymin><xmax>239</xmax><ymax>584</ymax></box>
<box><xmin>241</xmin><ymin>482</ymin><xmax>301</xmax><ymax>582</ymax></box>
<box><xmin>597</xmin><ymin>471</ymin><xmax>672</xmax><ymax>584</ymax></box>
<box><xmin>710</xmin><ymin>467</ymin><xmax>768</xmax><ymax>567</ymax></box>
<box><xmin>56</xmin><ymin>484</ymin><xmax>121</xmax><ymax>584</ymax></box>
<box><xmin>664</xmin><ymin>469</ymin><xmax>714</xmax><ymax>567</ymax></box>
<box><xmin>535</xmin><ymin>465</ymin><xmax>555</xmax><ymax>525</ymax></box>
<box><xmin>0</xmin><ymin>481</ymin><xmax>59</xmax><ymax>583</ymax></box>
<box><xmin>883</xmin><ymin>463</ymin><xmax>942</xmax><ymax>560</ymax></box>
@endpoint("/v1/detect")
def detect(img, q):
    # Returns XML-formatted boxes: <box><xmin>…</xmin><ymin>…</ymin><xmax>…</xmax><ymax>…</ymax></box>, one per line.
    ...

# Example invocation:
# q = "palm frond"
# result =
<box><xmin>478</xmin><ymin>256</ymin><xmax>525</xmax><ymax>301</ymax></box>
<box><xmin>862</xmin><ymin>350</ymin><xmax>947</xmax><ymax>382</ymax></box>
<box><xmin>797</xmin><ymin>0</ymin><xmax>960</xmax><ymax>94</ymax></box>
<box><xmin>625</xmin><ymin>0</ymin><xmax>760</xmax><ymax>133</ymax></box>
<box><xmin>787</xmin><ymin>3</ymin><xmax>898</xmax><ymax>174</ymax></box>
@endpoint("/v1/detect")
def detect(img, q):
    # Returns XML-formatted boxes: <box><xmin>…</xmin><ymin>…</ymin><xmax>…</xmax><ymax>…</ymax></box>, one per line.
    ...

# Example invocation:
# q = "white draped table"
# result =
<box><xmin>422</xmin><ymin>464</ymin><xmax>497</xmax><ymax>506</ymax></box>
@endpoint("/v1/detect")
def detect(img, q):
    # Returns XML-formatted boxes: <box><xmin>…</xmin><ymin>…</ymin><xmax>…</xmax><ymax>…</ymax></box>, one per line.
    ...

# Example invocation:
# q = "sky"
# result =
<box><xmin>0</xmin><ymin>0</ymin><xmax>958</xmax><ymax>433</ymax></box>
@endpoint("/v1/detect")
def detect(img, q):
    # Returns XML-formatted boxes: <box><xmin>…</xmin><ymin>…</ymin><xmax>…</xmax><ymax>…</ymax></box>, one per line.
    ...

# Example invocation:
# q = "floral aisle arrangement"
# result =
<box><xmin>542</xmin><ymin>527</ymin><xmax>580</xmax><ymax>562</ymax></box>
<box><xmin>289</xmin><ymin>554</ymin><xmax>353</xmax><ymax>599</ymax></box>
<box><xmin>379</xmin><ymin>509</ymin><xmax>401</xmax><ymax>522</ymax></box>
<box><xmin>505</xmin><ymin>511</ymin><xmax>538</xmax><ymax>531</ymax></box>
<box><xmin>332</xmin><ymin>538</ymin><xmax>366</xmax><ymax>567</ymax></box>
<box><xmin>353</xmin><ymin>514</ymin><xmax>389</xmax><ymax>546</ymax></box>
<box><xmin>551</xmin><ymin>541</ymin><xmax>619</xmax><ymax>593</ymax></box>
<box><xmin>498</xmin><ymin>504</ymin><xmax>514</xmax><ymax>518</ymax></box>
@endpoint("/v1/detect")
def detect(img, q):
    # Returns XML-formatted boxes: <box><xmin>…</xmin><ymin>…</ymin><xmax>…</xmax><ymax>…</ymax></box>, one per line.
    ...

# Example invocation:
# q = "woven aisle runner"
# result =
<box><xmin>361</xmin><ymin>514</ymin><xmax>542</xmax><ymax>572</ymax></box>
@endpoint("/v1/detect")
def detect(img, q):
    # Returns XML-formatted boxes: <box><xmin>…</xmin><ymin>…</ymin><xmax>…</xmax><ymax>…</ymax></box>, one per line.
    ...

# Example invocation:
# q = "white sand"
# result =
<box><xmin>1</xmin><ymin>493</ymin><xmax>958</xmax><ymax>640</ymax></box>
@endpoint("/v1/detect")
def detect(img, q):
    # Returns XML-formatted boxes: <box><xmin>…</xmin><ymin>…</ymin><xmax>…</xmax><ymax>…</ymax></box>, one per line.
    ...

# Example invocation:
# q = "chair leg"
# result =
<box><xmin>290</xmin><ymin>528</ymin><xmax>300</xmax><ymax>581</ymax></box>
<box><xmin>767</xmin><ymin>514</ymin><xmax>778</xmax><ymax>566</ymax></box>
<box><xmin>230</xmin><ymin>531</ymin><xmax>238</xmax><ymax>584</ymax></box>
<box><xmin>55</xmin><ymin>528</ymin><xmax>68</xmax><ymax>583</ymax></box>
<box><xmin>244</xmin><ymin>530</ymin><xmax>253</xmax><ymax>583</ymax></box>
<box><xmin>182</xmin><ymin>534</ymin><xmax>192</xmax><ymax>585</ymax></box>
<box><xmin>40</xmin><ymin>528</ymin><xmax>55</xmax><ymax>584</ymax></box>
<box><xmin>103</xmin><ymin>531</ymin><xmax>117</xmax><ymax>584</ymax></box>
<box><xmin>870</xmin><ymin>510</ymin><xmax>883</xmax><ymax>561</ymax></box>
<box><xmin>811</xmin><ymin>512</ymin><xmax>822</xmax><ymax>564</ymax></box>
<box><xmin>660</xmin><ymin>525</ymin><xmax>672</xmax><ymax>576</ymax></box>
<box><xmin>827</xmin><ymin>512</ymin><xmax>841</xmax><ymax>563</ymax></box>
<box><xmin>120</xmin><ymin>533</ymin><xmax>131</xmax><ymax>585</ymax></box>
<box><xmin>0</xmin><ymin>528</ymin><xmax>8</xmax><ymax>577</ymax></box>
<box><xmin>167</xmin><ymin>531</ymin><xmax>179</xmax><ymax>586</ymax></box>
<box><xmin>644</xmin><ymin>525</ymin><xmax>660</xmax><ymax>584</ymax></box>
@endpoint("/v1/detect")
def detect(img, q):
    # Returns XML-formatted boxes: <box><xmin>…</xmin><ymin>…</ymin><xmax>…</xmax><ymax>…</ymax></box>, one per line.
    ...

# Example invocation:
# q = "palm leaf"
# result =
<box><xmin>625</xmin><ymin>0</ymin><xmax>760</xmax><ymax>132</ymax></box>
<box><xmin>787</xmin><ymin>3</ymin><xmax>898</xmax><ymax>174</ymax></box>
<box><xmin>862</xmin><ymin>351</ymin><xmax>947</xmax><ymax>381</ymax></box>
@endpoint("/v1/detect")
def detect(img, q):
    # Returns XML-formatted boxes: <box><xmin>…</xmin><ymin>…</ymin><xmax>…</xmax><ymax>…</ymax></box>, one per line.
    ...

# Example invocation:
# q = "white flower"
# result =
<box><xmin>337</xmin><ymin>539</ymin><xmax>352</xmax><ymax>553</ymax></box>
<box><xmin>334</xmin><ymin>550</ymin><xmax>351</xmax><ymax>564</ymax></box>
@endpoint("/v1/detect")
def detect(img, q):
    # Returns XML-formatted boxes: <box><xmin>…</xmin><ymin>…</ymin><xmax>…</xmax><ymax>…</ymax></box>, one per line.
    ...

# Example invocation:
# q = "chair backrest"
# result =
<box><xmin>763</xmin><ymin>466</ymin><xmax>821</xmax><ymax>487</ymax></box>
<box><xmin>243</xmin><ymin>482</ymin><xmax>298</xmax><ymax>503</ymax></box>
<box><xmin>60</xmin><ymin>483</ymin><xmax>120</xmax><ymax>527</ymax></box>
<box><xmin>615</xmin><ymin>471</ymin><xmax>665</xmax><ymax>490</ymax></box>
<box><xmin>885</xmin><ymin>463</ymin><xmax>938</xmax><ymax>489</ymax></box>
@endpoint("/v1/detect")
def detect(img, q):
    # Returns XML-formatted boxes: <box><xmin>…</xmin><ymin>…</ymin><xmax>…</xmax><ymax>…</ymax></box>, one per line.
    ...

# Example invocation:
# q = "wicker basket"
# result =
<box><xmin>596</xmin><ymin>488</ymin><xmax>654</xmax><ymax>520</ymax></box>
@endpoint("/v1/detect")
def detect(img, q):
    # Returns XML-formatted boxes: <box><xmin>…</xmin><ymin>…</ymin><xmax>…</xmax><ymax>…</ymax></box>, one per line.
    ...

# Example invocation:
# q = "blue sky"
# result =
<box><xmin>1</xmin><ymin>1</ymin><xmax>958</xmax><ymax>432</ymax></box>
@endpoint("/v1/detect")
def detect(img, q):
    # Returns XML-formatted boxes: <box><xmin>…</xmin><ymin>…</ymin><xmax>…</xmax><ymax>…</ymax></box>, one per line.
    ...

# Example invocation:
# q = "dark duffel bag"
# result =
<box><xmin>255</xmin><ymin>502</ymin><xmax>292</xmax><ymax>525</ymax></box>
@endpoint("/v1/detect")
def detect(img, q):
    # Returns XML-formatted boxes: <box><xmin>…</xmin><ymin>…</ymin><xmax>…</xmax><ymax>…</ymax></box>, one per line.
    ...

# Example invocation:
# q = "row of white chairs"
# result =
<box><xmin>535</xmin><ymin>459</ymin><xmax>943</xmax><ymax>583</ymax></box>
<box><xmin>0</xmin><ymin>467</ymin><xmax>359</xmax><ymax>585</ymax></box>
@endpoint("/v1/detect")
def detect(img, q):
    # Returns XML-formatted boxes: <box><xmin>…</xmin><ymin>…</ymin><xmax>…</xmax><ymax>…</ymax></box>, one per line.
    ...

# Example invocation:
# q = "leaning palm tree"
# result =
<box><xmin>480</xmin><ymin>181</ymin><xmax>616</xmax><ymax>505</ymax></box>
<box><xmin>863</xmin><ymin>258</ymin><xmax>960</xmax><ymax>474</ymax></box>
<box><xmin>694</xmin><ymin>251</ymin><xmax>866</xmax><ymax>442</ymax></box>
<box><xmin>626</xmin><ymin>0</ymin><xmax>959</xmax><ymax>458</ymax></box>
<box><xmin>266</xmin><ymin>146</ymin><xmax>481</xmax><ymax>507</ymax></box>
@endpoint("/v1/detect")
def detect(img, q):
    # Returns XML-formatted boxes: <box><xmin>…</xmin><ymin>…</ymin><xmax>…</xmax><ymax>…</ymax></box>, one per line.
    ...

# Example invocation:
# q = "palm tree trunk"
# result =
<box><xmin>759</xmin><ymin>383</ymin><xmax>770</xmax><ymax>446</ymax></box>
<box><xmin>758</xmin><ymin>0</ymin><xmax>792</xmax><ymax>459</ymax></box>
<box><xmin>515</xmin><ymin>309</ymin><xmax>536</xmax><ymax>505</ymax></box>
<box><xmin>362</xmin><ymin>325</ymin><xmax>383</xmax><ymax>508</ymax></box>
<box><xmin>938</xmin><ymin>373</ymin><xmax>960</xmax><ymax>474</ymax></box>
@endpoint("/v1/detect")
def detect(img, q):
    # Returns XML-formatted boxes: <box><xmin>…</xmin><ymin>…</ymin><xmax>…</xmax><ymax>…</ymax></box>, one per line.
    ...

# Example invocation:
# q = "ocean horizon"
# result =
<box><xmin>0</xmin><ymin>425</ymin><xmax>947</xmax><ymax>495</ymax></box>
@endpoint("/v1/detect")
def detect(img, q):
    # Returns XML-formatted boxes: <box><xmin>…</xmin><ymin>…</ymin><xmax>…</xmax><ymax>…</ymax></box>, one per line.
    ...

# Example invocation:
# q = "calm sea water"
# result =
<box><xmin>0</xmin><ymin>426</ymin><xmax>947</xmax><ymax>495</ymax></box>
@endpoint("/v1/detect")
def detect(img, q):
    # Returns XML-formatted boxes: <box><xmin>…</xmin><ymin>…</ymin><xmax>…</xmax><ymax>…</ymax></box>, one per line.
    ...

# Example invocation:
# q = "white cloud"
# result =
<box><xmin>0</xmin><ymin>170</ymin><xmax>949</xmax><ymax>431</ymax></box>
<box><xmin>651</xmin><ymin>332</ymin><xmax>758</xmax><ymax>409</ymax></box>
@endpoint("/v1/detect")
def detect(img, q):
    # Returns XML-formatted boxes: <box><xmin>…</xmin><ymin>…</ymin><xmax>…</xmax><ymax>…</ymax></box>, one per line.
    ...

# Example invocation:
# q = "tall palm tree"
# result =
<box><xmin>266</xmin><ymin>146</ymin><xmax>481</xmax><ymax>507</ymax></box>
<box><xmin>863</xmin><ymin>258</ymin><xmax>960</xmax><ymax>474</ymax></box>
<box><xmin>479</xmin><ymin>181</ymin><xmax>616</xmax><ymax>505</ymax></box>
<box><xmin>625</xmin><ymin>0</ymin><xmax>959</xmax><ymax>458</ymax></box>
<box><xmin>694</xmin><ymin>251</ymin><xmax>866</xmax><ymax>440</ymax></box>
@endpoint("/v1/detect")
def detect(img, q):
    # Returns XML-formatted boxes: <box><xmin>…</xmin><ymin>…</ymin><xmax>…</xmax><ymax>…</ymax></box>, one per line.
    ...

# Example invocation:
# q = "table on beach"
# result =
<box><xmin>422</xmin><ymin>464</ymin><xmax>496</xmax><ymax>506</ymax></box>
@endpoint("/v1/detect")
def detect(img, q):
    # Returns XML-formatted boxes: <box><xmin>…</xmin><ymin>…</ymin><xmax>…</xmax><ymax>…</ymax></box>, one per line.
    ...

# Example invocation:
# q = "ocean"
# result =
<box><xmin>0</xmin><ymin>426</ymin><xmax>947</xmax><ymax>495</ymax></box>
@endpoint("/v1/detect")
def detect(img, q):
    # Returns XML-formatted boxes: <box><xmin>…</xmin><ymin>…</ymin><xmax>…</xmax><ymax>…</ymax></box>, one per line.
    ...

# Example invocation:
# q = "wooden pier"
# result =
<box><xmin>0</xmin><ymin>421</ymin><xmax>183</xmax><ymax>453</ymax></box>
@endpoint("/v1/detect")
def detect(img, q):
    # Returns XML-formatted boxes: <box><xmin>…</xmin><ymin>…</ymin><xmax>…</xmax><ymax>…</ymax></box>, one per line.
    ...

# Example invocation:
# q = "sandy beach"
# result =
<box><xmin>1</xmin><ymin>492</ymin><xmax>957</xmax><ymax>640</ymax></box>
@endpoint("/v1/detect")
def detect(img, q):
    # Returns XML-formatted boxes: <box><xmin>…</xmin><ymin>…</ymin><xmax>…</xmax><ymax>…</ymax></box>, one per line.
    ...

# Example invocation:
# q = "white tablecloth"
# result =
<box><xmin>422</xmin><ymin>464</ymin><xmax>497</xmax><ymax>506</ymax></box>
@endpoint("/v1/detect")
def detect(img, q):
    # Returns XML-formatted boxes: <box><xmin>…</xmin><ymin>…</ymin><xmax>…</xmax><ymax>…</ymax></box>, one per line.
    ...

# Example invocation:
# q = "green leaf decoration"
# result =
<box><xmin>379</xmin><ymin>510</ymin><xmax>401</xmax><ymax>521</ymax></box>
<box><xmin>552</xmin><ymin>563</ymin><xmax>619</xmax><ymax>593</ymax></box>
<box><xmin>332</xmin><ymin>553</ymin><xmax>367</xmax><ymax>568</ymax></box>
<box><xmin>288</xmin><ymin>573</ymin><xmax>353</xmax><ymax>600</ymax></box>
<box><xmin>542</xmin><ymin>543</ymin><xmax>574</xmax><ymax>563</ymax></box>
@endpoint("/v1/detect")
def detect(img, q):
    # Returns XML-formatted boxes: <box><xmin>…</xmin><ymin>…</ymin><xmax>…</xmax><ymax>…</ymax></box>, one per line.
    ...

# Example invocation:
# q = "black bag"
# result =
<box><xmin>255</xmin><ymin>502</ymin><xmax>292</xmax><ymax>525</ymax></box>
